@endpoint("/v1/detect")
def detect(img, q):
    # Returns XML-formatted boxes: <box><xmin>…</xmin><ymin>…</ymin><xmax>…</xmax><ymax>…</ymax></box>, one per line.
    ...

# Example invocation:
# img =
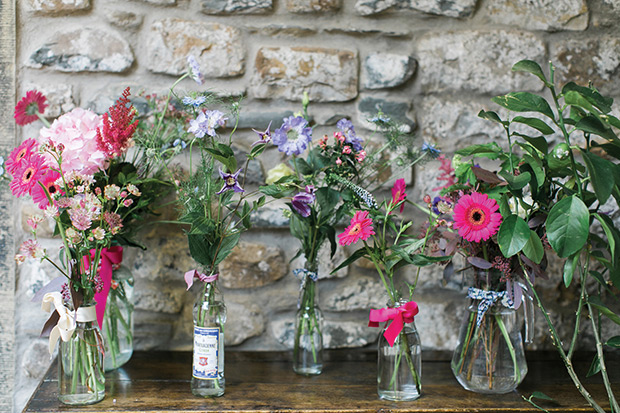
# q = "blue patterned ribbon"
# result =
<box><xmin>467</xmin><ymin>287</ymin><xmax>514</xmax><ymax>328</ymax></box>
<box><xmin>293</xmin><ymin>268</ymin><xmax>318</xmax><ymax>309</ymax></box>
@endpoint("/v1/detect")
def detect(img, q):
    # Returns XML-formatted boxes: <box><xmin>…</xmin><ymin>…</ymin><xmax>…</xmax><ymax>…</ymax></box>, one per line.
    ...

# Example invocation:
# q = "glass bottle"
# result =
<box><xmin>102</xmin><ymin>265</ymin><xmax>134</xmax><ymax>371</ymax></box>
<box><xmin>293</xmin><ymin>262</ymin><xmax>324</xmax><ymax>375</ymax></box>
<box><xmin>58</xmin><ymin>301</ymin><xmax>105</xmax><ymax>405</ymax></box>
<box><xmin>451</xmin><ymin>303</ymin><xmax>528</xmax><ymax>394</ymax></box>
<box><xmin>191</xmin><ymin>276</ymin><xmax>226</xmax><ymax>397</ymax></box>
<box><xmin>377</xmin><ymin>301</ymin><xmax>422</xmax><ymax>401</ymax></box>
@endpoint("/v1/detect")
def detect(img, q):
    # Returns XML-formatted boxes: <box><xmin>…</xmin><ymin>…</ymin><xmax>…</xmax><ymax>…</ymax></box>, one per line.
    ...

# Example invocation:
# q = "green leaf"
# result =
<box><xmin>575</xmin><ymin>115</ymin><xmax>618</xmax><ymax>142</ymax></box>
<box><xmin>581</xmin><ymin>150</ymin><xmax>615</xmax><ymax>204</ymax></box>
<box><xmin>331</xmin><ymin>248</ymin><xmax>367</xmax><ymax>273</ymax></box>
<box><xmin>498</xmin><ymin>215</ymin><xmax>530</xmax><ymax>257</ymax></box>
<box><xmin>498</xmin><ymin>170</ymin><xmax>531</xmax><ymax>190</ymax></box>
<box><xmin>562</xmin><ymin>82</ymin><xmax>613</xmax><ymax>114</ymax></box>
<box><xmin>586</xmin><ymin>355</ymin><xmax>601</xmax><ymax>377</ymax></box>
<box><xmin>399</xmin><ymin>253</ymin><xmax>451</xmax><ymax>267</ymax></box>
<box><xmin>546</xmin><ymin>196</ymin><xmax>589</xmax><ymax>258</ymax></box>
<box><xmin>455</xmin><ymin>142</ymin><xmax>503</xmax><ymax>157</ymax></box>
<box><xmin>522</xmin><ymin>154</ymin><xmax>545</xmax><ymax>189</ymax></box>
<box><xmin>478</xmin><ymin>110</ymin><xmax>507</xmax><ymax>126</ymax></box>
<box><xmin>588</xmin><ymin>296</ymin><xmax>620</xmax><ymax>326</ymax></box>
<box><xmin>530</xmin><ymin>391</ymin><xmax>556</xmax><ymax>402</ymax></box>
<box><xmin>512</xmin><ymin>116</ymin><xmax>555</xmax><ymax>135</ymax></box>
<box><xmin>564</xmin><ymin>90</ymin><xmax>601</xmax><ymax>115</ymax></box>
<box><xmin>498</xmin><ymin>195</ymin><xmax>511</xmax><ymax>220</ymax></box>
<box><xmin>294</xmin><ymin>158</ymin><xmax>313</xmax><ymax>176</ymax></box>
<box><xmin>605</xmin><ymin>336</ymin><xmax>620</xmax><ymax>348</ymax></box>
<box><xmin>522</xmin><ymin>230</ymin><xmax>544</xmax><ymax>264</ymax></box>
<box><xmin>492</xmin><ymin>92</ymin><xmax>555</xmax><ymax>119</ymax></box>
<box><xmin>214</xmin><ymin>232</ymin><xmax>241</xmax><ymax>266</ymax></box>
<box><xmin>593</xmin><ymin>213</ymin><xmax>617</xmax><ymax>264</ymax></box>
<box><xmin>316</xmin><ymin>187</ymin><xmax>340</xmax><ymax>217</ymax></box>
<box><xmin>204</xmin><ymin>147</ymin><xmax>237</xmax><ymax>173</ymax></box>
<box><xmin>513</xmin><ymin>133</ymin><xmax>548</xmax><ymax>154</ymax></box>
<box><xmin>563</xmin><ymin>252</ymin><xmax>580</xmax><ymax>288</ymax></box>
<box><xmin>512</xmin><ymin>60</ymin><xmax>549</xmax><ymax>86</ymax></box>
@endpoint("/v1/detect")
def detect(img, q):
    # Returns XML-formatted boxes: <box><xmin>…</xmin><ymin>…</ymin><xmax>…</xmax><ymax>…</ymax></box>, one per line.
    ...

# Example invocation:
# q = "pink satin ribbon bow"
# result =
<box><xmin>368</xmin><ymin>301</ymin><xmax>419</xmax><ymax>347</ymax></box>
<box><xmin>83</xmin><ymin>246</ymin><xmax>123</xmax><ymax>329</ymax></box>
<box><xmin>184</xmin><ymin>270</ymin><xmax>219</xmax><ymax>290</ymax></box>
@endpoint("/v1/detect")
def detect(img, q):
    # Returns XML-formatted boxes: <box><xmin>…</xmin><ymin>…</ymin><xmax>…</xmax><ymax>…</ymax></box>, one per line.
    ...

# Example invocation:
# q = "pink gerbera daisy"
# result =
<box><xmin>452</xmin><ymin>192</ymin><xmax>502</xmax><ymax>243</ymax></box>
<box><xmin>9</xmin><ymin>155</ymin><xmax>48</xmax><ymax>198</ymax></box>
<box><xmin>14</xmin><ymin>90</ymin><xmax>47</xmax><ymax>126</ymax></box>
<box><xmin>6</xmin><ymin>138</ymin><xmax>38</xmax><ymax>175</ymax></box>
<box><xmin>338</xmin><ymin>211</ymin><xmax>376</xmax><ymax>246</ymax></box>
<box><xmin>391</xmin><ymin>178</ymin><xmax>407</xmax><ymax>213</ymax></box>
<box><xmin>31</xmin><ymin>169</ymin><xmax>63</xmax><ymax>209</ymax></box>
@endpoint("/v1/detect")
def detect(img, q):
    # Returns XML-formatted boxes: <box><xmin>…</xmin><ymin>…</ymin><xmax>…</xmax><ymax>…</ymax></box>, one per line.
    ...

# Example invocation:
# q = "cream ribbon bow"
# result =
<box><xmin>41</xmin><ymin>292</ymin><xmax>97</xmax><ymax>355</ymax></box>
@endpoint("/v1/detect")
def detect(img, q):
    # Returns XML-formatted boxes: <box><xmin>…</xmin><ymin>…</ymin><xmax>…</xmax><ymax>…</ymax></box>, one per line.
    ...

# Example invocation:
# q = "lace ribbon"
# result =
<box><xmin>293</xmin><ymin>268</ymin><xmax>318</xmax><ymax>309</ymax></box>
<box><xmin>467</xmin><ymin>287</ymin><xmax>514</xmax><ymax>328</ymax></box>
<box><xmin>41</xmin><ymin>292</ymin><xmax>96</xmax><ymax>355</ymax></box>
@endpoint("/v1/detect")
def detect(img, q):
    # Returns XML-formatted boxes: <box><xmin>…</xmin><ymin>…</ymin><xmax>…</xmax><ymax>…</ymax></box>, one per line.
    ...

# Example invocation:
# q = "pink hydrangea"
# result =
<box><xmin>38</xmin><ymin>108</ymin><xmax>107</xmax><ymax>175</ymax></box>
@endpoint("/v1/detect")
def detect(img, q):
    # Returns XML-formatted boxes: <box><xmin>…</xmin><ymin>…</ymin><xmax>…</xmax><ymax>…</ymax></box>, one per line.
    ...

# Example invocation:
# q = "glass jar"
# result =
<box><xmin>58</xmin><ymin>302</ymin><xmax>105</xmax><ymax>405</ymax></box>
<box><xmin>102</xmin><ymin>265</ymin><xmax>134</xmax><ymax>371</ymax></box>
<box><xmin>293</xmin><ymin>265</ymin><xmax>324</xmax><ymax>375</ymax></box>
<box><xmin>191</xmin><ymin>276</ymin><xmax>226</xmax><ymax>397</ymax></box>
<box><xmin>377</xmin><ymin>302</ymin><xmax>422</xmax><ymax>401</ymax></box>
<box><xmin>451</xmin><ymin>303</ymin><xmax>528</xmax><ymax>394</ymax></box>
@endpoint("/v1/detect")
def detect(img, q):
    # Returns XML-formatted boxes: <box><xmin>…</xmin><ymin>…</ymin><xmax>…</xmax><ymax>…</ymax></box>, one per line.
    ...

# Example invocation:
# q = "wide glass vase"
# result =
<box><xmin>451</xmin><ymin>303</ymin><xmax>528</xmax><ymax>394</ymax></box>
<box><xmin>58</xmin><ymin>302</ymin><xmax>105</xmax><ymax>405</ymax></box>
<box><xmin>293</xmin><ymin>269</ymin><xmax>324</xmax><ymax>376</ymax></box>
<box><xmin>191</xmin><ymin>276</ymin><xmax>227</xmax><ymax>397</ymax></box>
<box><xmin>102</xmin><ymin>265</ymin><xmax>134</xmax><ymax>371</ymax></box>
<box><xmin>377</xmin><ymin>305</ymin><xmax>422</xmax><ymax>401</ymax></box>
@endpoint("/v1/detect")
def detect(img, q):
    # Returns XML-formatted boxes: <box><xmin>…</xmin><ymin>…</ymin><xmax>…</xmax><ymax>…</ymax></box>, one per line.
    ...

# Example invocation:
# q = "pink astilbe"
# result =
<box><xmin>433</xmin><ymin>154</ymin><xmax>456</xmax><ymax>191</ymax></box>
<box><xmin>338</xmin><ymin>211</ymin><xmax>376</xmax><ymax>246</ymax></box>
<box><xmin>96</xmin><ymin>87</ymin><xmax>138</xmax><ymax>158</ymax></box>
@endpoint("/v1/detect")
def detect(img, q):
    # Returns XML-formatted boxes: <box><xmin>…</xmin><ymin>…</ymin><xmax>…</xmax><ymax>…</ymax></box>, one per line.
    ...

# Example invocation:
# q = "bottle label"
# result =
<box><xmin>192</xmin><ymin>326</ymin><xmax>219</xmax><ymax>380</ymax></box>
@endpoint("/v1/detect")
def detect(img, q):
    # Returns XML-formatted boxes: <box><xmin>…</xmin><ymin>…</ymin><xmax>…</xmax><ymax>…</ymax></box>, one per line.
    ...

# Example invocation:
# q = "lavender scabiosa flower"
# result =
<box><xmin>291</xmin><ymin>185</ymin><xmax>316</xmax><ymax>218</ymax></box>
<box><xmin>182</xmin><ymin>95</ymin><xmax>207</xmax><ymax>107</ymax></box>
<box><xmin>252</xmin><ymin>121</ymin><xmax>272</xmax><ymax>146</ymax></box>
<box><xmin>273</xmin><ymin>116</ymin><xmax>312</xmax><ymax>156</ymax></box>
<box><xmin>217</xmin><ymin>168</ymin><xmax>244</xmax><ymax>194</ymax></box>
<box><xmin>187</xmin><ymin>55</ymin><xmax>204</xmax><ymax>85</ymax></box>
<box><xmin>337</xmin><ymin>118</ymin><xmax>363</xmax><ymax>151</ymax></box>
<box><xmin>188</xmin><ymin>110</ymin><xmax>227</xmax><ymax>139</ymax></box>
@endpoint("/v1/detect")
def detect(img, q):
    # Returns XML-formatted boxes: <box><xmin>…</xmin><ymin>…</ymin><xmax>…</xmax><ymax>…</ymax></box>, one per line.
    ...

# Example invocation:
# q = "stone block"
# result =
<box><xmin>147</xmin><ymin>19</ymin><xmax>245</xmax><ymax>78</ymax></box>
<box><xmin>250</xmin><ymin>47</ymin><xmax>358</xmax><ymax>102</ymax></box>
<box><xmin>201</xmin><ymin>0</ymin><xmax>272</xmax><ymax>14</ymax></box>
<box><xmin>105</xmin><ymin>10</ymin><xmax>144</xmax><ymax>30</ymax></box>
<box><xmin>289</xmin><ymin>241</ymin><xmax>349</xmax><ymax>280</ymax></box>
<box><xmin>271</xmin><ymin>316</ymin><xmax>378</xmax><ymax>348</ymax></box>
<box><xmin>27</xmin><ymin>27</ymin><xmax>133</xmax><ymax>73</ymax></box>
<box><xmin>133</xmin><ymin>283</ymin><xmax>185</xmax><ymax>313</ymax></box>
<box><xmin>355</xmin><ymin>0</ymin><xmax>476</xmax><ymax>17</ymax></box>
<box><xmin>132</xmin><ymin>229</ymin><xmax>194</xmax><ymax>283</ymax></box>
<box><xmin>137</xmin><ymin>0</ymin><xmax>176</xmax><ymax>4</ymax></box>
<box><xmin>236</xmin><ymin>110</ymin><xmax>295</xmax><ymax>130</ymax></box>
<box><xmin>23</xmin><ymin>83</ymin><xmax>75</xmax><ymax>119</ymax></box>
<box><xmin>415</xmin><ymin>296</ymin><xmax>464</xmax><ymax>350</ymax></box>
<box><xmin>250</xmin><ymin>203</ymin><xmax>290</xmax><ymax>228</ymax></box>
<box><xmin>323</xmin><ymin>276</ymin><xmax>385</xmax><ymax>311</ymax></box>
<box><xmin>362</xmin><ymin>53</ymin><xmax>416</xmax><ymax>89</ymax></box>
<box><xmin>225</xmin><ymin>300</ymin><xmax>265</xmax><ymax>345</ymax></box>
<box><xmin>487</xmin><ymin>0</ymin><xmax>588</xmax><ymax>31</ymax></box>
<box><xmin>551</xmin><ymin>38</ymin><xmax>620</xmax><ymax>96</ymax></box>
<box><xmin>219</xmin><ymin>241</ymin><xmax>288</xmax><ymax>288</ymax></box>
<box><xmin>286</xmin><ymin>0</ymin><xmax>341</xmax><ymax>13</ymax></box>
<box><xmin>417</xmin><ymin>31</ymin><xmax>545</xmax><ymax>94</ymax></box>
<box><xmin>29</xmin><ymin>0</ymin><xmax>89</xmax><ymax>13</ymax></box>
<box><xmin>356</xmin><ymin>96</ymin><xmax>415</xmax><ymax>132</ymax></box>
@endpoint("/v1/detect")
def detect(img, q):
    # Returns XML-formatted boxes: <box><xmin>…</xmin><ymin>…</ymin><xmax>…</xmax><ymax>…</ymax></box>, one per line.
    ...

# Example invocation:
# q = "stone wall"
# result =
<box><xmin>12</xmin><ymin>0</ymin><xmax>620</xmax><ymax>411</ymax></box>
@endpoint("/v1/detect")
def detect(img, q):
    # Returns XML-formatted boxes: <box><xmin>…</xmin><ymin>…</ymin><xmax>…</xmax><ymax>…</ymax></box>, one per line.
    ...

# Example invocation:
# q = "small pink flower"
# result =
<box><xmin>19</xmin><ymin>239</ymin><xmax>44</xmax><ymax>259</ymax></box>
<box><xmin>44</xmin><ymin>204</ymin><xmax>59</xmax><ymax>219</ymax></box>
<box><xmin>338</xmin><ymin>211</ymin><xmax>375</xmax><ymax>246</ymax></box>
<box><xmin>453</xmin><ymin>192</ymin><xmax>503</xmax><ymax>243</ymax></box>
<box><xmin>355</xmin><ymin>150</ymin><xmax>366</xmax><ymax>163</ymax></box>
<box><xmin>104</xmin><ymin>184</ymin><xmax>121</xmax><ymax>200</ymax></box>
<box><xmin>92</xmin><ymin>227</ymin><xmax>106</xmax><ymax>240</ymax></box>
<box><xmin>120</xmin><ymin>191</ymin><xmax>128</xmax><ymax>198</ymax></box>
<box><xmin>15</xmin><ymin>254</ymin><xmax>26</xmax><ymax>264</ymax></box>
<box><xmin>26</xmin><ymin>215</ymin><xmax>44</xmax><ymax>231</ymax></box>
<box><xmin>336</xmin><ymin>158</ymin><xmax>342</xmax><ymax>166</ymax></box>
<box><xmin>334</xmin><ymin>131</ymin><xmax>346</xmax><ymax>144</ymax></box>
<box><xmin>318</xmin><ymin>135</ymin><xmax>328</xmax><ymax>149</ymax></box>
<box><xmin>127</xmin><ymin>184</ymin><xmax>141</xmax><ymax>196</ymax></box>
<box><xmin>95</xmin><ymin>187</ymin><xmax>102</xmax><ymax>196</ymax></box>
<box><xmin>104</xmin><ymin>211</ymin><xmax>123</xmax><ymax>234</ymax></box>
<box><xmin>391</xmin><ymin>178</ymin><xmax>407</xmax><ymax>213</ymax></box>
<box><xmin>342</xmin><ymin>146</ymin><xmax>352</xmax><ymax>155</ymax></box>
<box><xmin>123</xmin><ymin>198</ymin><xmax>133</xmax><ymax>207</ymax></box>
<box><xmin>69</xmin><ymin>207</ymin><xmax>92</xmax><ymax>231</ymax></box>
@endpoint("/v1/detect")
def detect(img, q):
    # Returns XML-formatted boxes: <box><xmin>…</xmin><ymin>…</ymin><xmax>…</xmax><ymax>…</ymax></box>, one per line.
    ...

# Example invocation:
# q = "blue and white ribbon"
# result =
<box><xmin>293</xmin><ymin>268</ymin><xmax>318</xmax><ymax>309</ymax></box>
<box><xmin>467</xmin><ymin>287</ymin><xmax>514</xmax><ymax>328</ymax></box>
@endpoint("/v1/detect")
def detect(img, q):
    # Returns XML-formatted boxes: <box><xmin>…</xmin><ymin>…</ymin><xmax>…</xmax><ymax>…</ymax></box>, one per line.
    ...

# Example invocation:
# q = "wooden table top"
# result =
<box><xmin>23</xmin><ymin>350</ymin><xmax>619</xmax><ymax>412</ymax></box>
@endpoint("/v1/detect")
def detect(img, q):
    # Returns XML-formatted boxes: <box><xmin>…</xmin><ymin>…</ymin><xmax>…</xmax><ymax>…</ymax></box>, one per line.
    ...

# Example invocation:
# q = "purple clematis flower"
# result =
<box><xmin>273</xmin><ymin>116</ymin><xmax>312</xmax><ymax>156</ymax></box>
<box><xmin>252</xmin><ymin>121</ymin><xmax>272</xmax><ymax>146</ymax></box>
<box><xmin>188</xmin><ymin>110</ymin><xmax>227</xmax><ymax>139</ymax></box>
<box><xmin>217</xmin><ymin>168</ymin><xmax>244</xmax><ymax>194</ymax></box>
<box><xmin>337</xmin><ymin>118</ymin><xmax>363</xmax><ymax>151</ymax></box>
<box><xmin>291</xmin><ymin>185</ymin><xmax>316</xmax><ymax>217</ymax></box>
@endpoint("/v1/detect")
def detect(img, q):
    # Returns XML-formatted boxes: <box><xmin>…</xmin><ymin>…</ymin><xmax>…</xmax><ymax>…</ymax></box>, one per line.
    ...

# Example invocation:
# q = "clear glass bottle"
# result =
<box><xmin>293</xmin><ymin>264</ymin><xmax>324</xmax><ymax>375</ymax></box>
<box><xmin>58</xmin><ymin>301</ymin><xmax>105</xmax><ymax>405</ymax></box>
<box><xmin>377</xmin><ymin>301</ymin><xmax>422</xmax><ymax>401</ymax></box>
<box><xmin>451</xmin><ymin>303</ymin><xmax>528</xmax><ymax>394</ymax></box>
<box><xmin>102</xmin><ymin>265</ymin><xmax>134</xmax><ymax>371</ymax></box>
<box><xmin>191</xmin><ymin>276</ymin><xmax>226</xmax><ymax>397</ymax></box>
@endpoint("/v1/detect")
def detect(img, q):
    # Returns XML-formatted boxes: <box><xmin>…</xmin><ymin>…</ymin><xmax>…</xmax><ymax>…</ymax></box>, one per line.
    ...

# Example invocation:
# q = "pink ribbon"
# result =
<box><xmin>184</xmin><ymin>270</ymin><xmax>219</xmax><ymax>290</ymax></box>
<box><xmin>83</xmin><ymin>246</ymin><xmax>123</xmax><ymax>329</ymax></box>
<box><xmin>368</xmin><ymin>301</ymin><xmax>419</xmax><ymax>347</ymax></box>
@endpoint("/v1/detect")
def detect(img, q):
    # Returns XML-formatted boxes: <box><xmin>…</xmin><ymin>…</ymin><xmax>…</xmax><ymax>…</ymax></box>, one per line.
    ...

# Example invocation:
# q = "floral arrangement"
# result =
<box><xmin>423</xmin><ymin>60</ymin><xmax>620</xmax><ymax>410</ymax></box>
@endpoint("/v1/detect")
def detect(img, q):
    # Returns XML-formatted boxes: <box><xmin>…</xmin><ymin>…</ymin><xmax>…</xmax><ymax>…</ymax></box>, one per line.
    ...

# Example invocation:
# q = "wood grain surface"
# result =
<box><xmin>24</xmin><ymin>350</ymin><xmax>619</xmax><ymax>412</ymax></box>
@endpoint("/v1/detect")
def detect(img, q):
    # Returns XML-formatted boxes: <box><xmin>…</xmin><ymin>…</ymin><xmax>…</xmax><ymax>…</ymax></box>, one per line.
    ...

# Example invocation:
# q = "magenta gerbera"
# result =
<box><xmin>14</xmin><ymin>90</ymin><xmax>47</xmax><ymax>126</ymax></box>
<box><xmin>452</xmin><ymin>192</ymin><xmax>502</xmax><ymax>243</ymax></box>
<box><xmin>6</xmin><ymin>138</ymin><xmax>39</xmax><ymax>175</ymax></box>
<box><xmin>31</xmin><ymin>169</ymin><xmax>63</xmax><ymax>209</ymax></box>
<box><xmin>9</xmin><ymin>155</ymin><xmax>48</xmax><ymax>198</ymax></box>
<box><xmin>391</xmin><ymin>178</ymin><xmax>407</xmax><ymax>213</ymax></box>
<box><xmin>338</xmin><ymin>211</ymin><xmax>376</xmax><ymax>246</ymax></box>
